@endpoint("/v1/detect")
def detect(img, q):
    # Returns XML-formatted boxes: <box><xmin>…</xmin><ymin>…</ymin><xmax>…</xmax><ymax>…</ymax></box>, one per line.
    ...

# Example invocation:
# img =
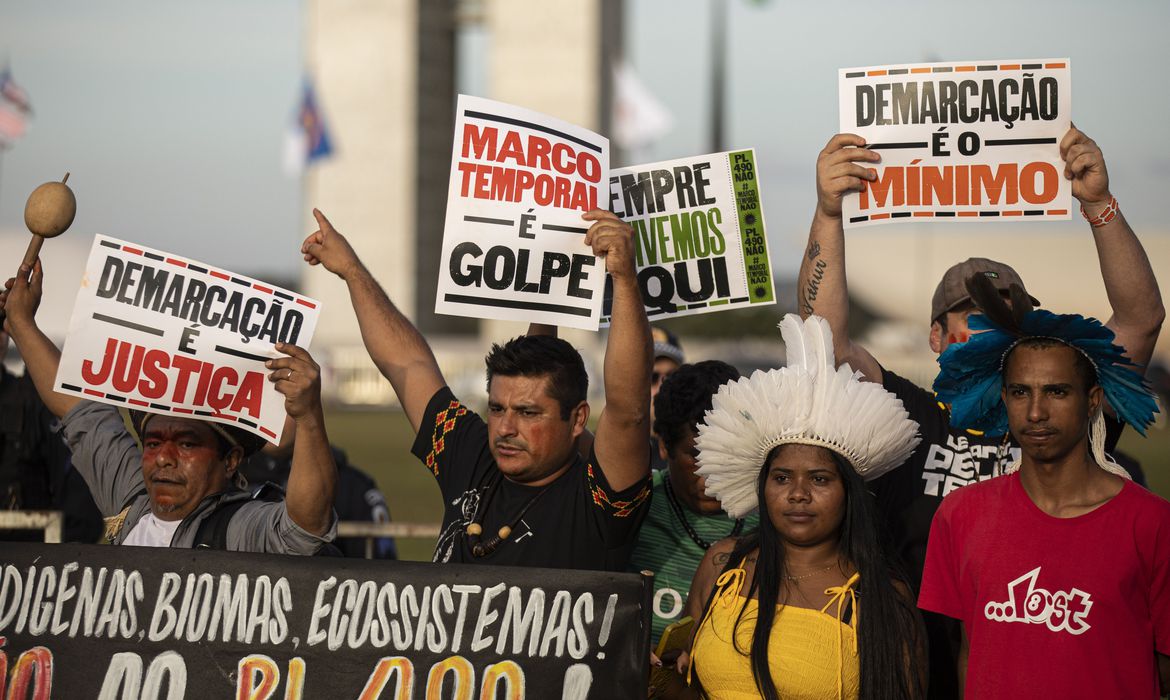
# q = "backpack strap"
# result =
<box><xmin>193</xmin><ymin>499</ymin><xmax>250</xmax><ymax>550</ymax></box>
<box><xmin>191</xmin><ymin>483</ymin><xmax>282</xmax><ymax>549</ymax></box>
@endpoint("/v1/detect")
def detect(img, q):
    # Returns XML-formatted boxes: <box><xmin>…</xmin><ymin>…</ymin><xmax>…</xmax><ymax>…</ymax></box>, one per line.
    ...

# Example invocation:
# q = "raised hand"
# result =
<box><xmin>1</xmin><ymin>260</ymin><xmax>44</xmax><ymax>333</ymax></box>
<box><xmin>582</xmin><ymin>209</ymin><xmax>637</xmax><ymax>281</ymax></box>
<box><xmin>301</xmin><ymin>208</ymin><xmax>362</xmax><ymax>280</ymax></box>
<box><xmin>816</xmin><ymin>134</ymin><xmax>880</xmax><ymax>220</ymax></box>
<box><xmin>265</xmin><ymin>343</ymin><xmax>323</xmax><ymax>420</ymax></box>
<box><xmin>1060</xmin><ymin>126</ymin><xmax>1111</xmax><ymax>208</ymax></box>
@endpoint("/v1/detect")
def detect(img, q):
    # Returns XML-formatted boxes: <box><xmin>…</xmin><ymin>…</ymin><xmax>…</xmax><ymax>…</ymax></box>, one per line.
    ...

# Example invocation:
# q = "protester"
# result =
<box><xmin>629</xmin><ymin>360</ymin><xmax>758</xmax><ymax>696</ymax></box>
<box><xmin>1</xmin><ymin>325</ymin><xmax>103</xmax><ymax>543</ymax></box>
<box><xmin>241</xmin><ymin>438</ymin><xmax>397</xmax><ymax>558</ymax></box>
<box><xmin>1</xmin><ymin>261</ymin><xmax>337</xmax><ymax>552</ymax></box>
<box><xmin>301</xmin><ymin>208</ymin><xmax>652</xmax><ymax>570</ymax></box>
<box><xmin>798</xmin><ymin>125</ymin><xmax>1164</xmax><ymax>695</ymax></box>
<box><xmin>673</xmin><ymin>314</ymin><xmax>923</xmax><ymax>700</ymax></box>
<box><xmin>921</xmin><ymin>284</ymin><xmax>1168</xmax><ymax>698</ymax></box>
<box><xmin>649</xmin><ymin>326</ymin><xmax>685</xmax><ymax>470</ymax></box>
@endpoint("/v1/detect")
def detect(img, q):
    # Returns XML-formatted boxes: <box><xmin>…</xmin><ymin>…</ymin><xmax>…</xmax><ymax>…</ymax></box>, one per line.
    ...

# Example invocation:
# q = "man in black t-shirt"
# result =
<box><xmin>798</xmin><ymin>127</ymin><xmax>1164</xmax><ymax>696</ymax></box>
<box><xmin>302</xmin><ymin>208</ymin><xmax>653</xmax><ymax>570</ymax></box>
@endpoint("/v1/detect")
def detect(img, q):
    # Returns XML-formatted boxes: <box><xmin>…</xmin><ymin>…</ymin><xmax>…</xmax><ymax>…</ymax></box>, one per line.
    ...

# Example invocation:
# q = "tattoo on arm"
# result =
<box><xmin>713</xmin><ymin>552</ymin><xmax>729</xmax><ymax>568</ymax></box>
<box><xmin>802</xmin><ymin>259</ymin><xmax>828</xmax><ymax>316</ymax></box>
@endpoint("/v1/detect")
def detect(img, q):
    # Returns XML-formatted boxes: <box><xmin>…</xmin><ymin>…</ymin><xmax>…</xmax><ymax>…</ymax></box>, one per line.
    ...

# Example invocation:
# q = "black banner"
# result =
<box><xmin>0</xmin><ymin>543</ymin><xmax>651</xmax><ymax>698</ymax></box>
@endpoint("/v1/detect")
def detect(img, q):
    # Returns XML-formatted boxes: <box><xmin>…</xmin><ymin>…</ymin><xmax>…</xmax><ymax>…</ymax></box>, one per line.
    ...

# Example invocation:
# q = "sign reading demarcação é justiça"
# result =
<box><xmin>54</xmin><ymin>235</ymin><xmax>321</xmax><ymax>444</ymax></box>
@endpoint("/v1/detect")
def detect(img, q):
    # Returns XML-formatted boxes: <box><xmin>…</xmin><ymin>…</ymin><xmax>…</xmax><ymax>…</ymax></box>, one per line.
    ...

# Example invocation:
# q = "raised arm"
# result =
<box><xmin>302</xmin><ymin>209</ymin><xmax>444</xmax><ymax>432</ymax></box>
<box><xmin>1</xmin><ymin>261</ymin><xmax>81</xmax><ymax>417</ymax></box>
<box><xmin>1061</xmin><ymin>127</ymin><xmax>1164</xmax><ymax>370</ymax></box>
<box><xmin>797</xmin><ymin>135</ymin><xmax>883</xmax><ymax>382</ymax></box>
<box><xmin>264</xmin><ymin>343</ymin><xmax>336</xmax><ymax>536</ymax></box>
<box><xmin>588</xmin><ymin>210</ymin><xmax>652</xmax><ymax>492</ymax></box>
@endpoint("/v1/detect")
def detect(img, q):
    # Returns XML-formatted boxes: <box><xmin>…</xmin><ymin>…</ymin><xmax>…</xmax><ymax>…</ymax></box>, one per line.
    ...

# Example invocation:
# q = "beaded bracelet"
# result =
<box><xmin>1081</xmin><ymin>195</ymin><xmax>1119</xmax><ymax>228</ymax></box>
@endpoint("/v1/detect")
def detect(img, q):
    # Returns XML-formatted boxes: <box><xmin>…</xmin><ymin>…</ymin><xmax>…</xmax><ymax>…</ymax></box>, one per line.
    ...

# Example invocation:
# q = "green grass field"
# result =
<box><xmin>326</xmin><ymin>408</ymin><xmax>1170</xmax><ymax>561</ymax></box>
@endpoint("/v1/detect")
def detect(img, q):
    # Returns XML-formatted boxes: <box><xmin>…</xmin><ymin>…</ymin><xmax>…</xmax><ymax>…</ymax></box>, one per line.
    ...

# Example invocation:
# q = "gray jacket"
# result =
<box><xmin>59</xmin><ymin>401</ymin><xmax>335</xmax><ymax>554</ymax></box>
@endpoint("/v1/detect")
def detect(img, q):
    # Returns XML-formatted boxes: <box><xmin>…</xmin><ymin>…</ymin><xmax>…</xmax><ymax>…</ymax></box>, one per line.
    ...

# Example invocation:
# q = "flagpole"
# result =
<box><xmin>0</xmin><ymin>143</ymin><xmax>7</xmax><ymax>217</ymax></box>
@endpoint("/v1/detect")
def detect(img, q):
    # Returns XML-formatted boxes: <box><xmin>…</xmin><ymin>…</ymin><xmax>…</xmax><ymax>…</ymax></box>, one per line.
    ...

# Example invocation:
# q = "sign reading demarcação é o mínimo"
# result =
<box><xmin>437</xmin><ymin>95</ymin><xmax>611</xmax><ymax>331</ymax></box>
<box><xmin>0</xmin><ymin>543</ymin><xmax>651</xmax><ymax>699</ymax></box>
<box><xmin>839</xmin><ymin>59</ymin><xmax>1071</xmax><ymax>227</ymax></box>
<box><xmin>53</xmin><ymin>235</ymin><xmax>321</xmax><ymax>445</ymax></box>
<box><xmin>603</xmin><ymin>150</ymin><xmax>774</xmax><ymax>325</ymax></box>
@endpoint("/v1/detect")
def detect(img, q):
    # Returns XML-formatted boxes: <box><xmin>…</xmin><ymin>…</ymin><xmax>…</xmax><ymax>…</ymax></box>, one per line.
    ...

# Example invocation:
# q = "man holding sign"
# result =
<box><xmin>799</xmin><ymin>125</ymin><xmax>1163</xmax><ymax>695</ymax></box>
<box><xmin>302</xmin><ymin>207</ymin><xmax>652</xmax><ymax>570</ymax></box>
<box><xmin>1</xmin><ymin>261</ymin><xmax>337</xmax><ymax>553</ymax></box>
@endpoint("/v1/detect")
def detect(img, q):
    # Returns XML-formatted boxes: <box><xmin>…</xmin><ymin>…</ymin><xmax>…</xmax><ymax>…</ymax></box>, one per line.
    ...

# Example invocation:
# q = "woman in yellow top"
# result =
<box><xmin>672</xmin><ymin>315</ymin><xmax>926</xmax><ymax>699</ymax></box>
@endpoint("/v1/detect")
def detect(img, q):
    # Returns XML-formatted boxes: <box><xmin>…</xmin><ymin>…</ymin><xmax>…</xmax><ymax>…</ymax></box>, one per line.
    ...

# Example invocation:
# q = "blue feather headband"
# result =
<box><xmin>933</xmin><ymin>310</ymin><xmax>1159</xmax><ymax>436</ymax></box>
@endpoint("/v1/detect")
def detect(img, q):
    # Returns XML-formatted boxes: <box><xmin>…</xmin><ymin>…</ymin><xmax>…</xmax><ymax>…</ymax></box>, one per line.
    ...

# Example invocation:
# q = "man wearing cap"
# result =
<box><xmin>1</xmin><ymin>261</ymin><xmax>337</xmax><ymax>553</ymax></box>
<box><xmin>649</xmin><ymin>326</ymin><xmax>685</xmax><ymax>471</ymax></box>
<box><xmin>921</xmin><ymin>295</ymin><xmax>1169</xmax><ymax>698</ymax></box>
<box><xmin>798</xmin><ymin>126</ymin><xmax>1164</xmax><ymax>696</ymax></box>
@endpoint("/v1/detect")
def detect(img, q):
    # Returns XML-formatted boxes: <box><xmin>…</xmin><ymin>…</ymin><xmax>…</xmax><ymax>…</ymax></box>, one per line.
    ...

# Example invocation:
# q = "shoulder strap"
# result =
<box><xmin>192</xmin><ymin>484</ymin><xmax>344</xmax><ymax>556</ymax></box>
<box><xmin>193</xmin><ymin>499</ymin><xmax>250</xmax><ymax>550</ymax></box>
<box><xmin>193</xmin><ymin>483</ymin><xmax>285</xmax><ymax>550</ymax></box>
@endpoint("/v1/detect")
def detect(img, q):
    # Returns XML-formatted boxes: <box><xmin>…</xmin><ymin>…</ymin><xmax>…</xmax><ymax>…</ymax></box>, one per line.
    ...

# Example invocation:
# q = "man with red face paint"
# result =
<box><xmin>797</xmin><ymin>126</ymin><xmax>1164</xmax><ymax>697</ymax></box>
<box><xmin>1</xmin><ymin>261</ymin><xmax>337</xmax><ymax>553</ymax></box>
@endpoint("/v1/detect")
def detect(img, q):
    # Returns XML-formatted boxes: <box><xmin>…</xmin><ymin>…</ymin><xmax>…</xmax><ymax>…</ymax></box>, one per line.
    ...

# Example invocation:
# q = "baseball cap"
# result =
<box><xmin>651</xmin><ymin>326</ymin><xmax>684</xmax><ymax>364</ymax></box>
<box><xmin>930</xmin><ymin>258</ymin><xmax>1040</xmax><ymax>322</ymax></box>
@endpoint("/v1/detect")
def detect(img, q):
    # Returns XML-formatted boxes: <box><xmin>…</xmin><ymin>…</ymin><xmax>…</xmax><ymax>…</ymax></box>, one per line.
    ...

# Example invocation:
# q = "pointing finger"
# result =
<box><xmin>312</xmin><ymin>208</ymin><xmax>335</xmax><ymax>235</ymax></box>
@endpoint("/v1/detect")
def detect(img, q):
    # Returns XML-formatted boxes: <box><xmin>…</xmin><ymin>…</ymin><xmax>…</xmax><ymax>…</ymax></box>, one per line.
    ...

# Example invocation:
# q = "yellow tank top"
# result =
<box><xmin>688</xmin><ymin>568</ymin><xmax>861</xmax><ymax>700</ymax></box>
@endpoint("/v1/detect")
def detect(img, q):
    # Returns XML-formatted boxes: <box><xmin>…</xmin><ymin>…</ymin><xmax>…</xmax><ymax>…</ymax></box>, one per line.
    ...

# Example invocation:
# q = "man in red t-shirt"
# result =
<box><xmin>920</xmin><ymin>312</ymin><xmax>1170</xmax><ymax>698</ymax></box>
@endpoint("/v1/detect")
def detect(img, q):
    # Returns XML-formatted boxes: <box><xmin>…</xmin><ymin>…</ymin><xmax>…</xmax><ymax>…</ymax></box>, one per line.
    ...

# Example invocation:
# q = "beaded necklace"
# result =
<box><xmin>464</xmin><ymin>469</ymin><xmax>551</xmax><ymax>558</ymax></box>
<box><xmin>663</xmin><ymin>472</ymin><xmax>744</xmax><ymax>550</ymax></box>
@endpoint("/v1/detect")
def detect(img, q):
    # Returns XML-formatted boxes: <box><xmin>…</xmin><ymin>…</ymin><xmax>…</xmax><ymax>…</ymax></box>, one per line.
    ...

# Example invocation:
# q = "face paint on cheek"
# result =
<box><xmin>948</xmin><ymin>331</ymin><xmax>971</xmax><ymax>345</ymax></box>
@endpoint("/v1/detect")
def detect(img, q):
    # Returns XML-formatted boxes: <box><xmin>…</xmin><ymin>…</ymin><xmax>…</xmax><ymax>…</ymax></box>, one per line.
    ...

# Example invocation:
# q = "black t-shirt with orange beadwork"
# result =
<box><xmin>411</xmin><ymin>387</ymin><xmax>652</xmax><ymax>570</ymax></box>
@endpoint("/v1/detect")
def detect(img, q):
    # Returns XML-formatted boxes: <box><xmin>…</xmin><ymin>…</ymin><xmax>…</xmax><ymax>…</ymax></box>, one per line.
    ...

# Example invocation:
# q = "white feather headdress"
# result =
<box><xmin>695</xmin><ymin>314</ymin><xmax>921</xmax><ymax>518</ymax></box>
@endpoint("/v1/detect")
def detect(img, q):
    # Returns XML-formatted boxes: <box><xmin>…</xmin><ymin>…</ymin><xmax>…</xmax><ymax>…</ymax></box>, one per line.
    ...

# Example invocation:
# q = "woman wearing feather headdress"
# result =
<box><xmin>668</xmin><ymin>314</ymin><xmax>925</xmax><ymax>700</ymax></box>
<box><xmin>920</xmin><ymin>285</ymin><xmax>1169</xmax><ymax>699</ymax></box>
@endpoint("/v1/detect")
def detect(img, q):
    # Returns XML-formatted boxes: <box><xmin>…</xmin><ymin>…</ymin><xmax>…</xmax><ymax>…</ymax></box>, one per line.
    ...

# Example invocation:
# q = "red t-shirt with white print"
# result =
<box><xmin>919</xmin><ymin>471</ymin><xmax>1170</xmax><ymax>699</ymax></box>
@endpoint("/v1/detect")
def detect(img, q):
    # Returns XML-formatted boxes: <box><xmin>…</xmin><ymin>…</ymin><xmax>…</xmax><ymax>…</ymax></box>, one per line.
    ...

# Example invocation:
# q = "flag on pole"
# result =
<box><xmin>612</xmin><ymin>62</ymin><xmax>673</xmax><ymax>151</ymax></box>
<box><xmin>283</xmin><ymin>77</ymin><xmax>333</xmax><ymax>175</ymax></box>
<box><xmin>0</xmin><ymin>65</ymin><xmax>31</xmax><ymax>145</ymax></box>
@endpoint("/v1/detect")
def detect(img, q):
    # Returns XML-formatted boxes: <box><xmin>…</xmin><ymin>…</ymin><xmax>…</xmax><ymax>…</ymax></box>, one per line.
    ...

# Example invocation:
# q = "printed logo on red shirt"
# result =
<box><xmin>983</xmin><ymin>567</ymin><xmax>1093</xmax><ymax>635</ymax></box>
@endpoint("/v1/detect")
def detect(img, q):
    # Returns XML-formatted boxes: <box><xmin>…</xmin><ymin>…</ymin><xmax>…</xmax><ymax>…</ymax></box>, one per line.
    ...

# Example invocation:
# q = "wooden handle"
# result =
<box><xmin>20</xmin><ymin>235</ymin><xmax>44</xmax><ymax>274</ymax></box>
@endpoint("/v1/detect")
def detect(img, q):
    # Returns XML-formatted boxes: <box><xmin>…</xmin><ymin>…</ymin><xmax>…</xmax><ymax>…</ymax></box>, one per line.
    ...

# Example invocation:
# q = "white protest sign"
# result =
<box><xmin>55</xmin><ymin>235</ymin><xmax>321</xmax><ymax>443</ymax></box>
<box><xmin>838</xmin><ymin>59</ymin><xmax>1071</xmax><ymax>227</ymax></box>
<box><xmin>606</xmin><ymin>149</ymin><xmax>774</xmax><ymax>325</ymax></box>
<box><xmin>437</xmin><ymin>94</ymin><xmax>610</xmax><ymax>330</ymax></box>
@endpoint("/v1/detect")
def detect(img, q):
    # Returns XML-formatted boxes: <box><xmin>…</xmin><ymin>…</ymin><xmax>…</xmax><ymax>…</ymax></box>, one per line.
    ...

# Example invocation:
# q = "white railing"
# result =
<box><xmin>0</xmin><ymin>510</ymin><xmax>64</xmax><ymax>542</ymax></box>
<box><xmin>0</xmin><ymin>512</ymin><xmax>438</xmax><ymax>559</ymax></box>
